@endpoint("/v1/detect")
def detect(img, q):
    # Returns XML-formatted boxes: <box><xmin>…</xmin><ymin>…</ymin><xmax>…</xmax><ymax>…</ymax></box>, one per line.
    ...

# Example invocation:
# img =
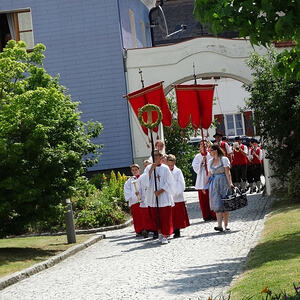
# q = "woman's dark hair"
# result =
<box><xmin>211</xmin><ymin>143</ymin><xmax>224</xmax><ymax>157</ymax></box>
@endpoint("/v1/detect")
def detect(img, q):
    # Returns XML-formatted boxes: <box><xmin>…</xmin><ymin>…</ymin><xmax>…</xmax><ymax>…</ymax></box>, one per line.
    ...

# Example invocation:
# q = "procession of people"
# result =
<box><xmin>124</xmin><ymin>134</ymin><xmax>264</xmax><ymax>245</ymax></box>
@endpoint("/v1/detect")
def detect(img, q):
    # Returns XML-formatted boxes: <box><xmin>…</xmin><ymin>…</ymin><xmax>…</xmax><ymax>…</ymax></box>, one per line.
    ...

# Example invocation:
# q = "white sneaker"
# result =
<box><xmin>158</xmin><ymin>234</ymin><xmax>163</xmax><ymax>241</ymax></box>
<box><xmin>161</xmin><ymin>237</ymin><xmax>168</xmax><ymax>245</ymax></box>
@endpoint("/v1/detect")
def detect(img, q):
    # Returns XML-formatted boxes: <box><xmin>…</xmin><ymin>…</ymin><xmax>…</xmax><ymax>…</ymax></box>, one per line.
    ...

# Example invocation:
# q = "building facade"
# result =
<box><xmin>0</xmin><ymin>0</ymin><xmax>155</xmax><ymax>172</ymax></box>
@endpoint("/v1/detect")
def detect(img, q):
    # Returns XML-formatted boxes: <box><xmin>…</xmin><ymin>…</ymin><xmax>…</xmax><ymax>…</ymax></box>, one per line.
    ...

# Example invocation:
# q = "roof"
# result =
<box><xmin>150</xmin><ymin>0</ymin><xmax>239</xmax><ymax>46</ymax></box>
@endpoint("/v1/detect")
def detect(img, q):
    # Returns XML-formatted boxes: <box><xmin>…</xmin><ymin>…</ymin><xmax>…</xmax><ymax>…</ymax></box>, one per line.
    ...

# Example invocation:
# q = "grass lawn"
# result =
<box><xmin>230</xmin><ymin>198</ymin><xmax>300</xmax><ymax>299</ymax></box>
<box><xmin>0</xmin><ymin>234</ymin><xmax>95</xmax><ymax>278</ymax></box>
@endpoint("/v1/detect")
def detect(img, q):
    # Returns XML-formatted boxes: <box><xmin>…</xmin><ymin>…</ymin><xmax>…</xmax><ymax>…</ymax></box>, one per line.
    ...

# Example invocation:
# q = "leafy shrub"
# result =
<box><xmin>75</xmin><ymin>190</ymin><xmax>127</xmax><ymax>228</ymax></box>
<box><xmin>245</xmin><ymin>50</ymin><xmax>300</xmax><ymax>183</ymax></box>
<box><xmin>71</xmin><ymin>172</ymin><xmax>129</xmax><ymax>229</ymax></box>
<box><xmin>8</xmin><ymin>172</ymin><xmax>130</xmax><ymax>235</ymax></box>
<box><xmin>89</xmin><ymin>173</ymin><xmax>107</xmax><ymax>190</ymax></box>
<box><xmin>101</xmin><ymin>171</ymin><xmax>129</xmax><ymax>213</ymax></box>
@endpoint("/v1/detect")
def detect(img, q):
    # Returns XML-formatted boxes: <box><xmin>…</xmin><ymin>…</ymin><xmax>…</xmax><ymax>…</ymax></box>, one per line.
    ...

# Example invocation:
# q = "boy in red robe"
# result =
<box><xmin>167</xmin><ymin>154</ymin><xmax>190</xmax><ymax>238</ymax></box>
<box><xmin>124</xmin><ymin>164</ymin><xmax>152</xmax><ymax>238</ymax></box>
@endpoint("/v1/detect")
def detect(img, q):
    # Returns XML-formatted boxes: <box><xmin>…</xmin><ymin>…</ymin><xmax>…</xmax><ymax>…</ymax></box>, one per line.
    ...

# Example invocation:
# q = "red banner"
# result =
<box><xmin>126</xmin><ymin>82</ymin><xmax>172</xmax><ymax>135</ymax></box>
<box><xmin>175</xmin><ymin>84</ymin><xmax>215</xmax><ymax>130</ymax></box>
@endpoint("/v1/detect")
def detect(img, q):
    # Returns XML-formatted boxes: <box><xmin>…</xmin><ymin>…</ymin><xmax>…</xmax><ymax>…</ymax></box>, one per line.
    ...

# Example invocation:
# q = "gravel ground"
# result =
<box><xmin>0</xmin><ymin>191</ymin><xmax>272</xmax><ymax>300</ymax></box>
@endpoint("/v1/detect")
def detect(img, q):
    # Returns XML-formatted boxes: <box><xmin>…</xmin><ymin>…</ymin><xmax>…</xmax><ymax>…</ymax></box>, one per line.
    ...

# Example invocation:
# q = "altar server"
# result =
<box><xmin>141</xmin><ymin>150</ymin><xmax>175</xmax><ymax>245</ymax></box>
<box><xmin>192</xmin><ymin>141</ymin><xmax>216</xmax><ymax>221</ymax></box>
<box><xmin>167</xmin><ymin>154</ymin><xmax>190</xmax><ymax>238</ymax></box>
<box><xmin>124</xmin><ymin>164</ymin><xmax>151</xmax><ymax>237</ymax></box>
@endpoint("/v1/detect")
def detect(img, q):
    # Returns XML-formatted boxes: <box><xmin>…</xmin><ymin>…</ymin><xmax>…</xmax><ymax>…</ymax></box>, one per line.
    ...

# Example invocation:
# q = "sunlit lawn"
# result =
<box><xmin>0</xmin><ymin>234</ymin><xmax>95</xmax><ymax>278</ymax></box>
<box><xmin>230</xmin><ymin>198</ymin><xmax>300</xmax><ymax>299</ymax></box>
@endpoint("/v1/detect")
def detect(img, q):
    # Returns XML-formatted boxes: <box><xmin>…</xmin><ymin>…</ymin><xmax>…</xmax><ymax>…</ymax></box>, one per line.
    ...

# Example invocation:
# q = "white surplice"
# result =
<box><xmin>124</xmin><ymin>176</ymin><xmax>146</xmax><ymax>207</ymax></box>
<box><xmin>192</xmin><ymin>153</ymin><xmax>212</xmax><ymax>190</ymax></box>
<box><xmin>170</xmin><ymin>165</ymin><xmax>185</xmax><ymax>203</ymax></box>
<box><xmin>140</xmin><ymin>163</ymin><xmax>175</xmax><ymax>207</ymax></box>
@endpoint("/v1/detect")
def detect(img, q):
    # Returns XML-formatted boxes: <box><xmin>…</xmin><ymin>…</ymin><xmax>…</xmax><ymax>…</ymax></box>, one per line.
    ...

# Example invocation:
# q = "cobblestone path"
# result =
<box><xmin>0</xmin><ymin>192</ymin><xmax>272</xmax><ymax>300</ymax></box>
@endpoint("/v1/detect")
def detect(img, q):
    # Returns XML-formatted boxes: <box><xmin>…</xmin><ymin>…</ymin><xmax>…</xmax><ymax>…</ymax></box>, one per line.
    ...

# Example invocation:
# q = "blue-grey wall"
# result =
<box><xmin>0</xmin><ymin>0</ymin><xmax>133</xmax><ymax>171</ymax></box>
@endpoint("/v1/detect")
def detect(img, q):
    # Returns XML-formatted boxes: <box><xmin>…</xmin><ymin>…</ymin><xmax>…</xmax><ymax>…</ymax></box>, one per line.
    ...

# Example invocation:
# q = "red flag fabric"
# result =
<box><xmin>175</xmin><ymin>84</ymin><xmax>215</xmax><ymax>130</ymax></box>
<box><xmin>127</xmin><ymin>82</ymin><xmax>172</xmax><ymax>135</ymax></box>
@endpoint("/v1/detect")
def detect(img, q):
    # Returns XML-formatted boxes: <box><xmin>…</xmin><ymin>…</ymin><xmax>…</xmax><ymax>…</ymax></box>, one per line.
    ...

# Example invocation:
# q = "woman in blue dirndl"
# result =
<box><xmin>206</xmin><ymin>144</ymin><xmax>233</xmax><ymax>232</ymax></box>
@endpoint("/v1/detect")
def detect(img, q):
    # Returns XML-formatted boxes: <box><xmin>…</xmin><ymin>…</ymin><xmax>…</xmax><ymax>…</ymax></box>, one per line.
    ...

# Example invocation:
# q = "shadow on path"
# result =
<box><xmin>121</xmin><ymin>240</ymin><xmax>162</xmax><ymax>253</ymax></box>
<box><xmin>189</xmin><ymin>230</ymin><xmax>240</xmax><ymax>239</ymax></box>
<box><xmin>151</xmin><ymin>258</ymin><xmax>245</xmax><ymax>295</ymax></box>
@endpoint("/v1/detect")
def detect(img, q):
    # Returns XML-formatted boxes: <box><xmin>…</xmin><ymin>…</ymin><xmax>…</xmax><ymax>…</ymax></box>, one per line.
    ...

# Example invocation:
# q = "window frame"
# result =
<box><xmin>224</xmin><ymin>113</ymin><xmax>245</xmax><ymax>136</ymax></box>
<box><xmin>0</xmin><ymin>8</ymin><xmax>34</xmax><ymax>50</ymax></box>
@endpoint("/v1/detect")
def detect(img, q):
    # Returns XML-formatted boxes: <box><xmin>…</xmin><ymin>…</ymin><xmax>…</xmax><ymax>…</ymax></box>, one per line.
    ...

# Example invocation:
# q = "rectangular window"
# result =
<box><xmin>129</xmin><ymin>9</ymin><xmax>137</xmax><ymax>48</ymax></box>
<box><xmin>226</xmin><ymin>114</ymin><xmax>235</xmax><ymax>136</ymax></box>
<box><xmin>223</xmin><ymin>113</ymin><xmax>245</xmax><ymax>136</ymax></box>
<box><xmin>235</xmin><ymin>114</ymin><xmax>244</xmax><ymax>135</ymax></box>
<box><xmin>0</xmin><ymin>9</ymin><xmax>34</xmax><ymax>51</ymax></box>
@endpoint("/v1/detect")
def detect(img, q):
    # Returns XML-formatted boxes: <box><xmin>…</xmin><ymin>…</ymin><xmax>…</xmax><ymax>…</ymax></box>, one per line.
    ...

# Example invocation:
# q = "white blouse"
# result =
<box><xmin>207</xmin><ymin>156</ymin><xmax>231</xmax><ymax>173</ymax></box>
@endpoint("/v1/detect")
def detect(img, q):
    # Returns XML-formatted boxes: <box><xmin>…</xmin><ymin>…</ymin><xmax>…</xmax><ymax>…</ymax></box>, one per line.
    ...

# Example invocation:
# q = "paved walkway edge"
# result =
<box><xmin>7</xmin><ymin>218</ymin><xmax>133</xmax><ymax>238</ymax></box>
<box><xmin>0</xmin><ymin>234</ymin><xmax>105</xmax><ymax>291</ymax></box>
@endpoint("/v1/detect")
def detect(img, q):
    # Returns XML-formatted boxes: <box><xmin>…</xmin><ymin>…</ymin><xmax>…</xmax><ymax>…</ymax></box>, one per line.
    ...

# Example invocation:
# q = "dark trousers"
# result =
<box><xmin>248</xmin><ymin>164</ymin><xmax>262</xmax><ymax>183</ymax></box>
<box><xmin>231</xmin><ymin>164</ymin><xmax>247</xmax><ymax>183</ymax></box>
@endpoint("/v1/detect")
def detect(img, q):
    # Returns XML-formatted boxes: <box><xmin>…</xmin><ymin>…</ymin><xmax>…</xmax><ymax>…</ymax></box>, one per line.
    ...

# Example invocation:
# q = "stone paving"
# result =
<box><xmin>0</xmin><ymin>192</ymin><xmax>272</xmax><ymax>300</ymax></box>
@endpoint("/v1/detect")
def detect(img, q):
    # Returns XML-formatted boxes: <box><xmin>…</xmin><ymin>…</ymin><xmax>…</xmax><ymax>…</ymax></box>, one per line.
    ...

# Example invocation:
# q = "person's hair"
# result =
<box><xmin>221</xmin><ymin>136</ymin><xmax>227</xmax><ymax>141</ymax></box>
<box><xmin>211</xmin><ymin>144</ymin><xmax>224</xmax><ymax>157</ymax></box>
<box><xmin>143</xmin><ymin>159</ymin><xmax>151</xmax><ymax>164</ymax></box>
<box><xmin>155</xmin><ymin>140</ymin><xmax>164</xmax><ymax>147</ymax></box>
<box><xmin>167</xmin><ymin>154</ymin><xmax>176</xmax><ymax>162</ymax></box>
<box><xmin>130</xmin><ymin>163</ymin><xmax>140</xmax><ymax>169</ymax></box>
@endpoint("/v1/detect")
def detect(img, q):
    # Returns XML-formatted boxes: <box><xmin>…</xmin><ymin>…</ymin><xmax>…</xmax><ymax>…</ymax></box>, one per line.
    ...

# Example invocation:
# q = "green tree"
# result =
<box><xmin>193</xmin><ymin>0</ymin><xmax>300</xmax><ymax>80</ymax></box>
<box><xmin>164</xmin><ymin>95</ymin><xmax>198</xmax><ymax>186</ymax></box>
<box><xmin>244</xmin><ymin>50</ymin><xmax>300</xmax><ymax>182</ymax></box>
<box><xmin>0</xmin><ymin>41</ymin><xmax>103</xmax><ymax>236</ymax></box>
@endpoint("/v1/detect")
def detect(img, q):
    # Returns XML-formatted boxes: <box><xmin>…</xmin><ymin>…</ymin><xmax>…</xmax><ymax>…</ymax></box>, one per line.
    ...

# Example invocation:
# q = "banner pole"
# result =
<box><xmin>200</xmin><ymin>127</ymin><xmax>208</xmax><ymax>175</ymax></box>
<box><xmin>150</xmin><ymin>128</ymin><xmax>161</xmax><ymax>232</ymax></box>
<box><xmin>138</xmin><ymin>69</ymin><xmax>161</xmax><ymax>233</ymax></box>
